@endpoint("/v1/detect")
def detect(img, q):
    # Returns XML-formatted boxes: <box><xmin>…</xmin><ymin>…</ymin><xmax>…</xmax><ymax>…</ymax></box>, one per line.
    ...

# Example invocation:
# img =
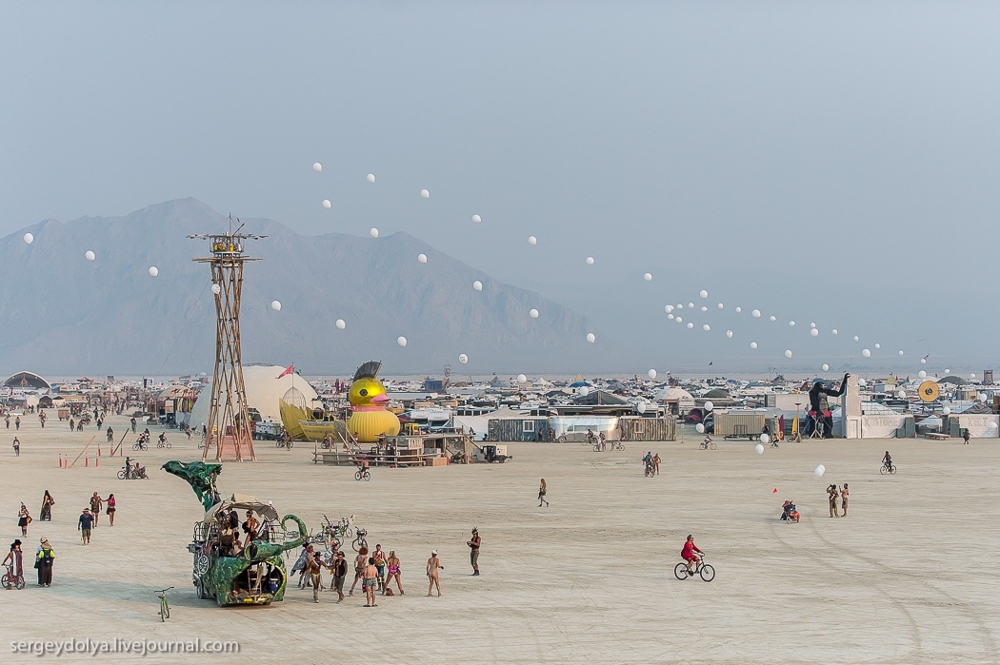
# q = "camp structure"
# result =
<box><xmin>191</xmin><ymin>364</ymin><xmax>318</xmax><ymax>432</ymax></box>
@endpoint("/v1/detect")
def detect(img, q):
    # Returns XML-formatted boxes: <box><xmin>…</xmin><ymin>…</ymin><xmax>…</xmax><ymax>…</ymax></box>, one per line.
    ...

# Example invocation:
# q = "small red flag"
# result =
<box><xmin>276</xmin><ymin>364</ymin><xmax>294</xmax><ymax>379</ymax></box>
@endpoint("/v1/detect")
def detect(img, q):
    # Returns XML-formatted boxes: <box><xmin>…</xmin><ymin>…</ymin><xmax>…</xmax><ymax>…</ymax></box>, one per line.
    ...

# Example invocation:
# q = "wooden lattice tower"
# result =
<box><xmin>189</xmin><ymin>221</ymin><xmax>266</xmax><ymax>462</ymax></box>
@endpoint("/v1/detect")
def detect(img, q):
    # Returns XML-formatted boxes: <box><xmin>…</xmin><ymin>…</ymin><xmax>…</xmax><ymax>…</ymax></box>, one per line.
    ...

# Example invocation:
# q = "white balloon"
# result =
<box><xmin>750</xmin><ymin>341</ymin><xmax>758</xmax><ymax>349</ymax></box>
<box><xmin>702</xmin><ymin>324</ymin><xmax>711</xmax><ymax>332</ymax></box>
<box><xmin>942</xmin><ymin>407</ymin><xmax>951</xmax><ymax>415</ymax></box>
<box><xmin>211</xmin><ymin>284</ymin><xmax>221</xmax><ymax>294</ymax></box>
<box><xmin>989</xmin><ymin>421</ymin><xmax>998</xmax><ymax>429</ymax></box>
<box><xmin>647</xmin><ymin>369</ymin><xmax>657</xmax><ymax>379</ymax></box>
<box><xmin>336</xmin><ymin>319</ymin><xmax>346</xmax><ymax>330</ymax></box>
<box><xmin>529</xmin><ymin>308</ymin><xmax>539</xmax><ymax>319</ymax></box>
<box><xmin>700</xmin><ymin>306</ymin><xmax>708</xmax><ymax>312</ymax></box>
<box><xmin>586</xmin><ymin>333</ymin><xmax>596</xmax><ymax>343</ymax></box>
<box><xmin>458</xmin><ymin>353</ymin><xmax>469</xmax><ymax>364</ymax></box>
<box><xmin>944</xmin><ymin>368</ymin><xmax>950</xmax><ymax>373</ymax></box>
<box><xmin>897</xmin><ymin>391</ymin><xmax>906</xmax><ymax>399</ymax></box>
<box><xmin>760</xmin><ymin>433</ymin><xmax>770</xmax><ymax>444</ymax></box>
<box><xmin>704</xmin><ymin>401</ymin><xmax>714</xmax><ymax>412</ymax></box>
<box><xmin>822</xmin><ymin>363</ymin><xmax>830</xmax><ymax>371</ymax></box>
<box><xmin>695</xmin><ymin>423</ymin><xmax>705</xmax><ymax>434</ymax></box>
<box><xmin>686</xmin><ymin>322</ymin><xmax>694</xmax><ymax>329</ymax></box>
<box><xmin>862</xmin><ymin>349</ymin><xmax>871</xmax><ymax>358</ymax></box>
<box><xmin>85</xmin><ymin>250</ymin><xmax>95</xmax><ymax>261</ymax></box>
<box><xmin>875</xmin><ymin>343</ymin><xmax>881</xmax><ymax>349</ymax></box>
<box><xmin>688</xmin><ymin>302</ymin><xmax>695</xmax><ymax>308</ymax></box>
<box><xmin>676</xmin><ymin>303</ymin><xmax>684</xmax><ymax>309</ymax></box>
<box><xmin>644</xmin><ymin>273</ymin><xmax>653</xmax><ymax>282</ymax></box>
<box><xmin>699</xmin><ymin>290</ymin><xmax>709</xmax><ymax>299</ymax></box>
<box><xmin>752</xmin><ymin>309</ymin><xmax>761</xmax><ymax>318</ymax></box>
<box><xmin>367</xmin><ymin>173</ymin><xmax>376</xmax><ymax>183</ymax></box>
<box><xmin>921</xmin><ymin>358</ymin><xmax>927</xmax><ymax>364</ymax></box>
<box><xmin>369</xmin><ymin>228</ymin><xmax>379</xmax><ymax>238</ymax></box>
<box><xmin>579</xmin><ymin>386</ymin><xmax>590</xmax><ymax>396</ymax></box>
<box><xmin>420</xmin><ymin>189</ymin><xmax>430</xmax><ymax>199</ymax></box>
<box><xmin>322</xmin><ymin>199</ymin><xmax>331</xmax><ymax>209</ymax></box>
<box><xmin>517</xmin><ymin>374</ymin><xmax>527</xmax><ymax>383</ymax></box>
<box><xmin>832</xmin><ymin>329</ymin><xmax>838</xmax><ymax>335</ymax></box>
<box><xmin>784</xmin><ymin>349</ymin><xmax>793</xmax><ymax>358</ymax></box>
<box><xmin>755</xmin><ymin>444</ymin><xmax>765</xmax><ymax>455</ymax></box>
<box><xmin>814</xmin><ymin>464</ymin><xmax>826</xmax><ymax>478</ymax></box>
<box><xmin>473</xmin><ymin>280</ymin><xmax>483</xmax><ymax>291</ymax></box>
<box><xmin>899</xmin><ymin>351</ymin><xmax>905</xmax><ymax>356</ymax></box>
<box><xmin>735</xmin><ymin>307</ymin><xmax>742</xmax><ymax>313</ymax></box>
<box><xmin>810</xmin><ymin>322</ymin><xmax>816</xmax><ymax>328</ymax></box>
<box><xmin>528</xmin><ymin>236</ymin><xmax>537</xmax><ymax>246</ymax></box>
<box><xmin>23</xmin><ymin>233</ymin><xmax>33</xmax><ymax>244</ymax></box>
<box><xmin>810</xmin><ymin>328</ymin><xmax>819</xmax><ymax>337</ymax></box>
<box><xmin>853</xmin><ymin>336</ymin><xmax>860</xmax><ymax>342</ymax></box>
<box><xmin>918</xmin><ymin>370</ymin><xmax>927</xmax><ymax>379</ymax></box>
<box><xmin>270</xmin><ymin>300</ymin><xmax>281</xmax><ymax>311</ymax></box>
<box><xmin>717</xmin><ymin>303</ymin><xmax>724</xmax><ymax>310</ymax></box>
<box><xmin>664</xmin><ymin>305</ymin><xmax>674</xmax><ymax>313</ymax></box>
<box><xmin>667</xmin><ymin>314</ymin><xmax>675</xmax><ymax>320</ymax></box>
<box><xmin>417</xmin><ymin>253</ymin><xmax>428</xmax><ymax>263</ymax></box>
<box><xmin>726</xmin><ymin>330</ymin><xmax>734</xmax><ymax>339</ymax></box>
<box><xmin>312</xmin><ymin>162</ymin><xmax>322</xmax><ymax>172</ymax></box>
<box><xmin>675</xmin><ymin>316</ymin><xmax>683</xmax><ymax>323</ymax></box>
<box><xmin>586</xmin><ymin>256</ymin><xmax>595</xmax><ymax>265</ymax></box>
<box><xmin>789</xmin><ymin>321</ymin><xmax>796</xmax><ymax>327</ymax></box>
<box><xmin>148</xmin><ymin>266</ymin><xmax>158</xmax><ymax>277</ymax></box>
<box><xmin>397</xmin><ymin>336</ymin><xmax>407</xmax><ymax>347</ymax></box>
<box><xmin>472</xmin><ymin>214</ymin><xmax>482</xmax><ymax>223</ymax></box>
<box><xmin>769</xmin><ymin>316</ymin><xmax>777</xmax><ymax>322</ymax></box>
<box><xmin>971</xmin><ymin>373</ymin><xmax>977</xmax><ymax>379</ymax></box>
<box><xmin>637</xmin><ymin>402</ymin><xmax>647</xmax><ymax>414</ymax></box>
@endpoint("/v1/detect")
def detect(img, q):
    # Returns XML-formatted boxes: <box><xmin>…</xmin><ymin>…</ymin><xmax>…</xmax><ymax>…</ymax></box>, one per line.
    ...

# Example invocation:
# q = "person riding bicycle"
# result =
<box><xmin>106</xmin><ymin>427</ymin><xmax>114</xmax><ymax>443</ymax></box>
<box><xmin>681</xmin><ymin>535</ymin><xmax>703</xmax><ymax>575</ymax></box>
<box><xmin>586</xmin><ymin>429</ymin><xmax>595</xmax><ymax>445</ymax></box>
<box><xmin>883</xmin><ymin>451</ymin><xmax>893</xmax><ymax>473</ymax></box>
<box><xmin>158</xmin><ymin>432</ymin><xmax>167</xmax><ymax>445</ymax></box>
<box><xmin>702</xmin><ymin>433</ymin><xmax>713</xmax><ymax>448</ymax></box>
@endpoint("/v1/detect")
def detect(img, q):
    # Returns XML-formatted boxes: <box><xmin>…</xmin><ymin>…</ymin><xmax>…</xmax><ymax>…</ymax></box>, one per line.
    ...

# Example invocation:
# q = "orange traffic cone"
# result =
<box><xmin>58</xmin><ymin>454</ymin><xmax>62</xmax><ymax>468</ymax></box>
<box><xmin>95</xmin><ymin>456</ymin><xmax>99</xmax><ymax>467</ymax></box>
<box><xmin>85</xmin><ymin>456</ymin><xmax>89</xmax><ymax>467</ymax></box>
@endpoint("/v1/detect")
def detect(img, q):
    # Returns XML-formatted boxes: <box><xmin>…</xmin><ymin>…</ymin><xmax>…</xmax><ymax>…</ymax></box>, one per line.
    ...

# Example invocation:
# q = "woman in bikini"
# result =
<box><xmin>106</xmin><ymin>494</ymin><xmax>116</xmax><ymax>526</ymax></box>
<box><xmin>426</xmin><ymin>550</ymin><xmax>443</xmax><ymax>597</ymax></box>
<box><xmin>538</xmin><ymin>479</ymin><xmax>549</xmax><ymax>507</ymax></box>
<box><xmin>385</xmin><ymin>550</ymin><xmax>404</xmax><ymax>595</ymax></box>
<box><xmin>17</xmin><ymin>504</ymin><xmax>30</xmax><ymax>536</ymax></box>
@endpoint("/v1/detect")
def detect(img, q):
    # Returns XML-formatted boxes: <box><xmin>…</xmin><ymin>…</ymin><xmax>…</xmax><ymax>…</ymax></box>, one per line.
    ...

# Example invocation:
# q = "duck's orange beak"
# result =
<box><xmin>372</xmin><ymin>394</ymin><xmax>390</xmax><ymax>405</ymax></box>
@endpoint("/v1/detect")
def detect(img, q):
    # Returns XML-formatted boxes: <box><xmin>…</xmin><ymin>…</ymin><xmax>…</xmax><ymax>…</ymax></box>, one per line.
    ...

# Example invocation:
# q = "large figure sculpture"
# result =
<box><xmin>806</xmin><ymin>374</ymin><xmax>849</xmax><ymax>438</ymax></box>
<box><xmin>347</xmin><ymin>361</ymin><xmax>400</xmax><ymax>443</ymax></box>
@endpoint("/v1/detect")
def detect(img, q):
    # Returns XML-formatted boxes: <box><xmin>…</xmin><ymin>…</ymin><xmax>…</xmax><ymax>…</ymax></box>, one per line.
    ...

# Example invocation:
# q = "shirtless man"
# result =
<box><xmin>827</xmin><ymin>484</ymin><xmax>840</xmax><ymax>518</ymax></box>
<box><xmin>372</xmin><ymin>544</ymin><xmax>387</xmax><ymax>591</ymax></box>
<box><xmin>349</xmin><ymin>547</ymin><xmax>368</xmax><ymax>596</ymax></box>
<box><xmin>305</xmin><ymin>549</ymin><xmax>330</xmax><ymax>603</ymax></box>
<box><xmin>89</xmin><ymin>493</ymin><xmax>103</xmax><ymax>527</ymax></box>
<box><xmin>426</xmin><ymin>550</ymin><xmax>444</xmax><ymax>597</ymax></box>
<box><xmin>652</xmin><ymin>453</ymin><xmax>661</xmax><ymax>475</ymax></box>
<box><xmin>841</xmin><ymin>483</ymin><xmax>849</xmax><ymax>516</ymax></box>
<box><xmin>362</xmin><ymin>557</ymin><xmax>379</xmax><ymax>607</ymax></box>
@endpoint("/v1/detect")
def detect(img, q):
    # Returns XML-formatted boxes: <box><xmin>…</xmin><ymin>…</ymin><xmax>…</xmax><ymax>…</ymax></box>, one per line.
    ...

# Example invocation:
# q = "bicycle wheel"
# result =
<box><xmin>674</xmin><ymin>562</ymin><xmax>689</xmax><ymax>580</ymax></box>
<box><xmin>880</xmin><ymin>465</ymin><xmax>888</xmax><ymax>475</ymax></box>
<box><xmin>363</xmin><ymin>471</ymin><xmax>371</xmax><ymax>481</ymax></box>
<box><xmin>164</xmin><ymin>603</ymin><xmax>170</xmax><ymax>619</ymax></box>
<box><xmin>593</xmin><ymin>444</ymin><xmax>601</xmax><ymax>452</ymax></box>
<box><xmin>617</xmin><ymin>443</ymin><xmax>626</xmax><ymax>452</ymax></box>
<box><xmin>699</xmin><ymin>564</ymin><xmax>715</xmax><ymax>582</ymax></box>
<box><xmin>354</xmin><ymin>471</ymin><xmax>362</xmax><ymax>481</ymax></box>
<box><xmin>117</xmin><ymin>470</ymin><xmax>127</xmax><ymax>480</ymax></box>
<box><xmin>1</xmin><ymin>573</ymin><xmax>8</xmax><ymax>588</ymax></box>
<box><xmin>166</xmin><ymin>442</ymin><xmax>171</xmax><ymax>449</ymax></box>
<box><xmin>159</xmin><ymin>601</ymin><xmax>166</xmax><ymax>622</ymax></box>
<box><xmin>14</xmin><ymin>575</ymin><xmax>24</xmax><ymax>590</ymax></box>
<box><xmin>709</xmin><ymin>442</ymin><xmax>717</xmax><ymax>450</ymax></box>
<box><xmin>889</xmin><ymin>465</ymin><xmax>896</xmax><ymax>475</ymax></box>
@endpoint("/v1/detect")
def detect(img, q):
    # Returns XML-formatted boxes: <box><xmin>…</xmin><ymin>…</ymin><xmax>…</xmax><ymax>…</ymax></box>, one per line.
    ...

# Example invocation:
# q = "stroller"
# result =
<box><xmin>780</xmin><ymin>500</ymin><xmax>800</xmax><ymax>523</ymax></box>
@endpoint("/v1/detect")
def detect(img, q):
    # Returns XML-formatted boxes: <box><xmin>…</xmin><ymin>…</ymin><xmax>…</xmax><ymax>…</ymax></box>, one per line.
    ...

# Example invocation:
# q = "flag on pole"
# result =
<box><xmin>276</xmin><ymin>364</ymin><xmax>294</xmax><ymax>379</ymax></box>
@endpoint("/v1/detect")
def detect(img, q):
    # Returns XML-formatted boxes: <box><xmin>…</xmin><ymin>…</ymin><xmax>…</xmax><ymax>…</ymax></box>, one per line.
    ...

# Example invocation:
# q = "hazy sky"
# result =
<box><xmin>3</xmin><ymin>2</ymin><xmax>1000</xmax><ymax>373</ymax></box>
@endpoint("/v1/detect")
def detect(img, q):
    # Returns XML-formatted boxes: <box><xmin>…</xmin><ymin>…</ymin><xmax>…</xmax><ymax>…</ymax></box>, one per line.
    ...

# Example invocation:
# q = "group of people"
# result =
<box><xmin>210</xmin><ymin>508</ymin><xmax>265</xmax><ymax>558</ymax></box>
<box><xmin>5</xmin><ymin>414</ymin><xmax>22</xmax><ymax>430</ymax></box>
<box><xmin>641</xmin><ymin>451</ymin><xmax>661</xmax><ymax>475</ymax></box>
<box><xmin>826</xmin><ymin>483</ymin><xmax>849</xmax><ymax>517</ymax></box>
<box><xmin>3</xmin><ymin>538</ymin><xmax>55</xmax><ymax>588</ymax></box>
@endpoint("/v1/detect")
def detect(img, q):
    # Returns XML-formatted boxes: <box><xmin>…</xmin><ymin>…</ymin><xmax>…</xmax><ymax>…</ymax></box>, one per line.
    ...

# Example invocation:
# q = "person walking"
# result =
<box><xmin>362</xmin><ymin>557</ymin><xmax>379</xmax><ymax>607</ymax></box>
<box><xmin>467</xmin><ymin>528</ymin><xmax>481</xmax><ymax>576</ymax></box>
<box><xmin>40</xmin><ymin>491</ymin><xmax>54</xmax><ymax>521</ymax></box>
<box><xmin>331</xmin><ymin>551</ymin><xmax>348</xmax><ymax>602</ymax></box>
<box><xmin>385</xmin><ymin>551</ymin><xmax>404</xmax><ymax>595</ymax></box>
<box><xmin>963</xmin><ymin>429</ymin><xmax>971</xmax><ymax>445</ymax></box>
<box><xmin>426</xmin><ymin>550</ymin><xmax>443</xmax><ymax>597</ymax></box>
<box><xmin>652</xmin><ymin>453</ymin><xmax>661</xmax><ymax>475</ymax></box>
<box><xmin>90</xmin><ymin>493</ymin><xmax>103</xmax><ymax>527</ymax></box>
<box><xmin>4</xmin><ymin>415</ymin><xmax>9</xmax><ymax>429</ymax></box>
<box><xmin>17</xmin><ymin>504</ymin><xmax>30</xmax><ymax>537</ymax></box>
<box><xmin>305</xmin><ymin>549</ymin><xmax>329</xmax><ymax>603</ymax></box>
<box><xmin>827</xmin><ymin>484</ymin><xmax>840</xmax><ymax>518</ymax></box>
<box><xmin>35</xmin><ymin>538</ymin><xmax>54</xmax><ymax>587</ymax></box>
<box><xmin>538</xmin><ymin>479</ymin><xmax>549</xmax><ymax>507</ymax></box>
<box><xmin>78</xmin><ymin>508</ymin><xmax>94</xmax><ymax>545</ymax></box>
<box><xmin>2</xmin><ymin>540</ymin><xmax>23</xmax><ymax>589</ymax></box>
<box><xmin>841</xmin><ymin>483</ymin><xmax>850</xmax><ymax>517</ymax></box>
<box><xmin>12</xmin><ymin>437</ymin><xmax>19</xmax><ymax>456</ymax></box>
<box><xmin>106</xmin><ymin>494</ymin><xmax>116</xmax><ymax>526</ymax></box>
<box><xmin>15</xmin><ymin>416</ymin><xmax>20</xmax><ymax>430</ymax></box>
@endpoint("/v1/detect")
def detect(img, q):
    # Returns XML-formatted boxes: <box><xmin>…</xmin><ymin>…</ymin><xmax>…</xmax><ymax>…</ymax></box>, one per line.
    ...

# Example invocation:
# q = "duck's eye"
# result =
<box><xmin>360</xmin><ymin>389</ymin><xmax>368</xmax><ymax>397</ymax></box>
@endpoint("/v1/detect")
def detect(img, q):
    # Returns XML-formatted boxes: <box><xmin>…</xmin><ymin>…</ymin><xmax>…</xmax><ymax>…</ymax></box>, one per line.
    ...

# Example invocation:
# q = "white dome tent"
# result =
<box><xmin>190</xmin><ymin>364</ymin><xmax>319</xmax><ymax>426</ymax></box>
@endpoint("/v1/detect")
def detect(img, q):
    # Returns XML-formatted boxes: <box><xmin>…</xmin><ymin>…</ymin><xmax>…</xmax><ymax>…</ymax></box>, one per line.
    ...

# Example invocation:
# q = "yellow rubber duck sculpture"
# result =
<box><xmin>347</xmin><ymin>361</ymin><xmax>400</xmax><ymax>443</ymax></box>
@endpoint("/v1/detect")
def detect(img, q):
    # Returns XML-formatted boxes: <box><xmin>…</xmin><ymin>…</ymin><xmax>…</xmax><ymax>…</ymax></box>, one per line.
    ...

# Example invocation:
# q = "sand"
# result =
<box><xmin>1</xmin><ymin>415</ymin><xmax>999</xmax><ymax>664</ymax></box>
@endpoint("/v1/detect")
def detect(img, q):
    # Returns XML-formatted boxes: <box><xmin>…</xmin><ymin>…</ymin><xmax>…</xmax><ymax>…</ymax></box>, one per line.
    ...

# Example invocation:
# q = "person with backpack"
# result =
<box><xmin>35</xmin><ymin>538</ymin><xmax>55</xmax><ymax>587</ymax></box>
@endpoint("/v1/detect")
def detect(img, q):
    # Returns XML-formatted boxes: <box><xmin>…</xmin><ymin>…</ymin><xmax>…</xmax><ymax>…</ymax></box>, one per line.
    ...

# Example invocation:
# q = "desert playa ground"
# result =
<box><xmin>1</xmin><ymin>415</ymin><xmax>999</xmax><ymax>664</ymax></box>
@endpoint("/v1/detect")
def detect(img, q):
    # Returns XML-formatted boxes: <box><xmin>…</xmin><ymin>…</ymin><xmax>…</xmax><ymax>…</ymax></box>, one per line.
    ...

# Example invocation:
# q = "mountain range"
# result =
<box><xmin>0</xmin><ymin>198</ymin><xmax>633</xmax><ymax>377</ymax></box>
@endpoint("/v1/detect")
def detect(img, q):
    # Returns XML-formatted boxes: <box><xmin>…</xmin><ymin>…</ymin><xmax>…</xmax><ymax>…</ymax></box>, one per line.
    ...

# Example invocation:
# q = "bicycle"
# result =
<box><xmin>352</xmin><ymin>528</ymin><xmax>368</xmax><ymax>552</ymax></box>
<box><xmin>699</xmin><ymin>439</ymin><xmax>717</xmax><ymax>450</ymax></box>
<box><xmin>154</xmin><ymin>587</ymin><xmax>173</xmax><ymax>621</ymax></box>
<box><xmin>674</xmin><ymin>554</ymin><xmax>715</xmax><ymax>582</ymax></box>
<box><xmin>610</xmin><ymin>441</ymin><xmax>625</xmax><ymax>452</ymax></box>
<box><xmin>354</xmin><ymin>468</ymin><xmax>371</xmax><ymax>482</ymax></box>
<box><xmin>880</xmin><ymin>462</ymin><xmax>896</xmax><ymax>475</ymax></box>
<box><xmin>132</xmin><ymin>441</ymin><xmax>148</xmax><ymax>451</ymax></box>
<box><xmin>2</xmin><ymin>564</ymin><xmax>25</xmax><ymax>590</ymax></box>
<box><xmin>156</xmin><ymin>441</ymin><xmax>172</xmax><ymax>449</ymax></box>
<box><xmin>643</xmin><ymin>464</ymin><xmax>656</xmax><ymax>478</ymax></box>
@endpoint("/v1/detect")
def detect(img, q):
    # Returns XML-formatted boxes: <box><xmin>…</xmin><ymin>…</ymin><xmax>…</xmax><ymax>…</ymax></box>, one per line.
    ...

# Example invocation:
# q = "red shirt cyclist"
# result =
<box><xmin>681</xmin><ymin>535</ymin><xmax>703</xmax><ymax>575</ymax></box>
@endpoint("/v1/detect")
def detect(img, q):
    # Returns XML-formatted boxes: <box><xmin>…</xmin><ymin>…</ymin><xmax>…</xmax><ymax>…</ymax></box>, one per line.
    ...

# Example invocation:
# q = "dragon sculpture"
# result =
<box><xmin>162</xmin><ymin>460</ymin><xmax>308</xmax><ymax>606</ymax></box>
